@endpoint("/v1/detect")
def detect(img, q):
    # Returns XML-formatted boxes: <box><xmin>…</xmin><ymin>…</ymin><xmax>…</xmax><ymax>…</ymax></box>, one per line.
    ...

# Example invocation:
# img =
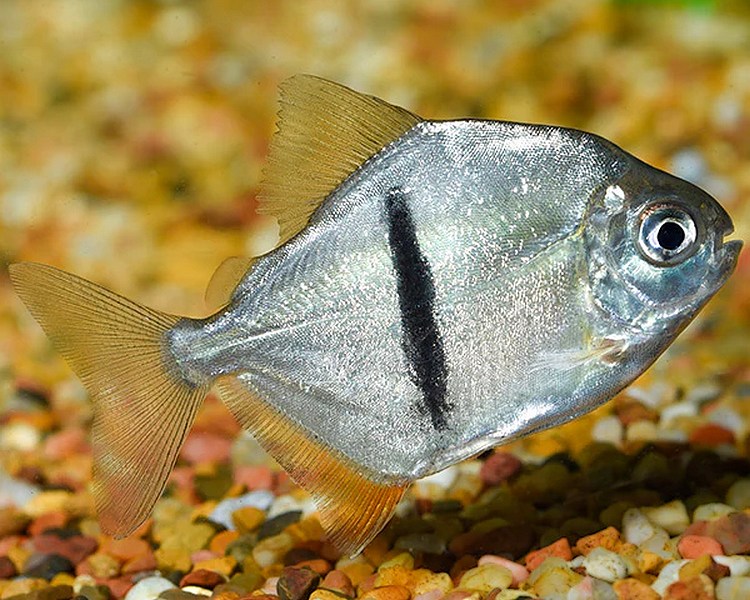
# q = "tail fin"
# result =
<box><xmin>9</xmin><ymin>262</ymin><xmax>209</xmax><ymax>537</ymax></box>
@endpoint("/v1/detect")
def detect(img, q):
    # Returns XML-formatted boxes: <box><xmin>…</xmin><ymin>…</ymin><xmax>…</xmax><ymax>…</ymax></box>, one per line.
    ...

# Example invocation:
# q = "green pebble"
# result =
<box><xmin>78</xmin><ymin>585</ymin><xmax>111</xmax><ymax>600</ymax></box>
<box><xmin>559</xmin><ymin>517</ymin><xmax>602</xmax><ymax>541</ymax></box>
<box><xmin>393</xmin><ymin>532</ymin><xmax>446</xmax><ymax>555</ymax></box>
<box><xmin>426</xmin><ymin>515</ymin><xmax>464</xmax><ymax>541</ymax></box>
<box><xmin>429</xmin><ymin>499</ymin><xmax>463</xmax><ymax>514</ymax></box>
<box><xmin>226</xmin><ymin>533</ymin><xmax>259</xmax><ymax>564</ymax></box>
<box><xmin>469</xmin><ymin>517</ymin><xmax>510</xmax><ymax>535</ymax></box>
<box><xmin>257</xmin><ymin>511</ymin><xmax>303</xmax><ymax>540</ymax></box>
<box><xmin>685</xmin><ymin>489</ymin><xmax>723</xmax><ymax>514</ymax></box>
<box><xmin>194</xmin><ymin>465</ymin><xmax>234</xmax><ymax>501</ymax></box>
<box><xmin>387</xmin><ymin>515</ymin><xmax>434</xmax><ymax>538</ymax></box>
<box><xmin>599</xmin><ymin>501</ymin><xmax>634</xmax><ymax>529</ymax></box>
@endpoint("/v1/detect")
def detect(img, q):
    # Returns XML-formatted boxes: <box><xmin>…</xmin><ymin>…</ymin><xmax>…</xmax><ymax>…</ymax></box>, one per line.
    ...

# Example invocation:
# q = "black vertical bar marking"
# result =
<box><xmin>384</xmin><ymin>187</ymin><xmax>451</xmax><ymax>431</ymax></box>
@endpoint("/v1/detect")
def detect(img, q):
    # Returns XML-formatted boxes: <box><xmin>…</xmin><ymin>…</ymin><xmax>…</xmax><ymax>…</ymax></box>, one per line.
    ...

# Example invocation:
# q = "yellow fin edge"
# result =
<box><xmin>217</xmin><ymin>376</ymin><xmax>407</xmax><ymax>555</ymax></box>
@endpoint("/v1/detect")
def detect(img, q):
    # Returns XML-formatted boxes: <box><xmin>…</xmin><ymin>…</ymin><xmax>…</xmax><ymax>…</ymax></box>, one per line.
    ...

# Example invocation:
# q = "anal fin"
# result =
<box><xmin>217</xmin><ymin>376</ymin><xmax>407</xmax><ymax>556</ymax></box>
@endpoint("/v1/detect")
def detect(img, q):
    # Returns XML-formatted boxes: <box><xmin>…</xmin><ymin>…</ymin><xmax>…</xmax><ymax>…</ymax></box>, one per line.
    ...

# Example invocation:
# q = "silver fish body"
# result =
<box><xmin>10</xmin><ymin>76</ymin><xmax>741</xmax><ymax>554</ymax></box>
<box><xmin>168</xmin><ymin>118</ymin><xmax>737</xmax><ymax>480</ymax></box>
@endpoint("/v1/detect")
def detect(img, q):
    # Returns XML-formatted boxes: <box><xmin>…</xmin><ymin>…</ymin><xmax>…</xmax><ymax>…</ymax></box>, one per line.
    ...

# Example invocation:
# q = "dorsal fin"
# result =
<box><xmin>258</xmin><ymin>75</ymin><xmax>422</xmax><ymax>247</ymax></box>
<box><xmin>205</xmin><ymin>256</ymin><xmax>256</xmax><ymax>311</ymax></box>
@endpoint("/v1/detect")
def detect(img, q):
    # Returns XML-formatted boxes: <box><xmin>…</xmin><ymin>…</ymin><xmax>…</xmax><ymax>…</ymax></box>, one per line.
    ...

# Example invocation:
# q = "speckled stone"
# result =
<box><xmin>277</xmin><ymin>566</ymin><xmax>321</xmax><ymax>600</ymax></box>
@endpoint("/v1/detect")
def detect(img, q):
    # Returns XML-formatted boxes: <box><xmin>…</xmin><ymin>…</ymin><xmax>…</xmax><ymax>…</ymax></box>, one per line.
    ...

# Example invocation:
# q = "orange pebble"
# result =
<box><xmin>575</xmin><ymin>526</ymin><xmax>622</xmax><ymax>556</ymax></box>
<box><xmin>295</xmin><ymin>559</ymin><xmax>332</xmax><ymax>575</ymax></box>
<box><xmin>689</xmin><ymin>423</ymin><xmax>735</xmax><ymax>447</ymax></box>
<box><xmin>360</xmin><ymin>585</ymin><xmax>410</xmax><ymax>600</ymax></box>
<box><xmin>210</xmin><ymin>529</ymin><xmax>240</xmax><ymax>554</ymax></box>
<box><xmin>524</xmin><ymin>537</ymin><xmax>573</xmax><ymax>571</ymax></box>
<box><xmin>613</xmin><ymin>577</ymin><xmax>660</xmax><ymax>599</ymax></box>
<box><xmin>677</xmin><ymin>535</ymin><xmax>724</xmax><ymax>559</ymax></box>
<box><xmin>663</xmin><ymin>575</ymin><xmax>714</xmax><ymax>600</ymax></box>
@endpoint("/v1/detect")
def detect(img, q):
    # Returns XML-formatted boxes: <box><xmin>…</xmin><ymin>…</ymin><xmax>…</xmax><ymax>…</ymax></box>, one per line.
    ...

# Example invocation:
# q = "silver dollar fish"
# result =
<box><xmin>10</xmin><ymin>76</ymin><xmax>742</xmax><ymax>554</ymax></box>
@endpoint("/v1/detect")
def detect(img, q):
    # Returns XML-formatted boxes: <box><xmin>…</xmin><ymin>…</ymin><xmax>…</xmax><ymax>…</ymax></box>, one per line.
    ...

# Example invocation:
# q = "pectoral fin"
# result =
<box><xmin>217</xmin><ymin>376</ymin><xmax>407</xmax><ymax>556</ymax></box>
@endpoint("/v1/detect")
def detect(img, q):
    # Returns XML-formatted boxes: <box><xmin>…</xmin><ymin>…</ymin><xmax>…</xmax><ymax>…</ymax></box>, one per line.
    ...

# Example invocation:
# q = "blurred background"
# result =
<box><xmin>1</xmin><ymin>0</ymin><xmax>749</xmax><ymax>478</ymax></box>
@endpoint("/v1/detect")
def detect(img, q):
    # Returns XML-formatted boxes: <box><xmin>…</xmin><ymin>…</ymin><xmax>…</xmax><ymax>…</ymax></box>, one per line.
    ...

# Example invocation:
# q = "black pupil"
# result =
<box><xmin>657</xmin><ymin>220</ymin><xmax>685</xmax><ymax>251</ymax></box>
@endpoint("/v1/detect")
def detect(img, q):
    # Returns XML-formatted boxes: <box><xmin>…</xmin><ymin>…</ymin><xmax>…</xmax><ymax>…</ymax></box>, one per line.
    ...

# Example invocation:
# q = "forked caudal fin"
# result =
<box><xmin>9</xmin><ymin>262</ymin><xmax>209</xmax><ymax>538</ymax></box>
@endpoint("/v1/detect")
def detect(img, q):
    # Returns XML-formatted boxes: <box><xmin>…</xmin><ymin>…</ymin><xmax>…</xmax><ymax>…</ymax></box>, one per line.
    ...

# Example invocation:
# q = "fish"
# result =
<box><xmin>9</xmin><ymin>75</ymin><xmax>742</xmax><ymax>555</ymax></box>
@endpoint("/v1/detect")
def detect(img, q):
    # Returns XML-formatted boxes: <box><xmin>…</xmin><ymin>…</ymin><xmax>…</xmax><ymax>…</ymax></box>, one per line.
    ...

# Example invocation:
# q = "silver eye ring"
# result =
<box><xmin>637</xmin><ymin>204</ymin><xmax>698</xmax><ymax>266</ymax></box>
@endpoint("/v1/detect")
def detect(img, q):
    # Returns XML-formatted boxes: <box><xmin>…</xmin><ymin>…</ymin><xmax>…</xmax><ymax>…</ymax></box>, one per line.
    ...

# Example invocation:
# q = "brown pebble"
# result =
<box><xmin>28</xmin><ymin>512</ymin><xmax>69</xmax><ymax>537</ymax></box>
<box><xmin>322</xmin><ymin>570</ymin><xmax>355</xmax><ymax>597</ymax></box>
<box><xmin>615</xmin><ymin>398</ymin><xmax>658</xmax><ymax>425</ymax></box>
<box><xmin>613</xmin><ymin>578</ymin><xmax>660</xmax><ymax>599</ymax></box>
<box><xmin>0</xmin><ymin>508</ymin><xmax>31</xmax><ymax>537</ymax></box>
<box><xmin>277</xmin><ymin>566</ymin><xmax>322</xmax><ymax>600</ymax></box>
<box><xmin>33</xmin><ymin>534</ymin><xmax>98</xmax><ymax>564</ymax></box>
<box><xmin>238</xmin><ymin>595</ymin><xmax>280</xmax><ymax>600</ymax></box>
<box><xmin>0</xmin><ymin>555</ymin><xmax>18</xmax><ymax>578</ymax></box>
<box><xmin>295</xmin><ymin>559</ymin><xmax>331</xmax><ymax>576</ymax></box>
<box><xmin>121</xmin><ymin>551</ymin><xmax>158</xmax><ymax>574</ymax></box>
<box><xmin>181</xmin><ymin>568</ymin><xmax>228</xmax><ymax>589</ymax></box>
<box><xmin>480</xmin><ymin>452</ymin><xmax>522</xmax><ymax>485</ymax></box>
<box><xmin>663</xmin><ymin>575</ymin><xmax>714</xmax><ymax>600</ymax></box>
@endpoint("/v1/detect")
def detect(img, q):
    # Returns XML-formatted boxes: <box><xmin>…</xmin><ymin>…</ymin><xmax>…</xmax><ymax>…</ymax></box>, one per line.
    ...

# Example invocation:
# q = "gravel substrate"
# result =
<box><xmin>2</xmin><ymin>1</ymin><xmax>750</xmax><ymax>599</ymax></box>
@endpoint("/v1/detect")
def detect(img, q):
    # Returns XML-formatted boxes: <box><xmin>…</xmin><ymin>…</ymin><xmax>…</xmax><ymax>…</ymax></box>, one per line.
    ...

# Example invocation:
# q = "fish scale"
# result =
<box><xmin>9</xmin><ymin>75</ymin><xmax>741</xmax><ymax>555</ymax></box>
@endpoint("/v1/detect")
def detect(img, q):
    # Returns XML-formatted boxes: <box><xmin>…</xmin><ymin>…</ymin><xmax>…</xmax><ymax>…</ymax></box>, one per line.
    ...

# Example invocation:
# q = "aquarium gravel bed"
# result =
<box><xmin>2</xmin><ymin>1</ymin><xmax>750</xmax><ymax>599</ymax></box>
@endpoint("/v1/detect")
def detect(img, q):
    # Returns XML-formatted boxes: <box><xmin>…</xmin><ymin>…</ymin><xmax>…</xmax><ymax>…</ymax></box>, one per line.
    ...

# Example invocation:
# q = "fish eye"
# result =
<box><xmin>637</xmin><ymin>204</ymin><xmax>698</xmax><ymax>266</ymax></box>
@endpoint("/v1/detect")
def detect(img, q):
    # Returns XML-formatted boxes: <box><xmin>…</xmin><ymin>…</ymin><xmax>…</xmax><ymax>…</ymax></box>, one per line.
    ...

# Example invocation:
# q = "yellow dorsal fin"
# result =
<box><xmin>217</xmin><ymin>376</ymin><xmax>407</xmax><ymax>556</ymax></box>
<box><xmin>205</xmin><ymin>256</ymin><xmax>256</xmax><ymax>311</ymax></box>
<box><xmin>258</xmin><ymin>75</ymin><xmax>422</xmax><ymax>247</ymax></box>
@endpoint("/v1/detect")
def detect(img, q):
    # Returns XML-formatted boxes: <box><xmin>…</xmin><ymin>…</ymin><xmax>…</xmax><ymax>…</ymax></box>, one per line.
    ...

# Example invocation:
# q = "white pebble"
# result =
<box><xmin>641</xmin><ymin>529</ymin><xmax>679</xmax><ymax>560</ymax></box>
<box><xmin>416</xmin><ymin>465</ymin><xmax>458</xmax><ymax>490</ymax></box>
<box><xmin>622</xmin><ymin>508</ymin><xmax>659</xmax><ymax>545</ymax></box>
<box><xmin>0</xmin><ymin>422</ymin><xmax>40</xmax><ymax>451</ymax></box>
<box><xmin>582</xmin><ymin>547</ymin><xmax>627</xmax><ymax>583</ymax></box>
<box><xmin>642</xmin><ymin>500</ymin><xmax>690</xmax><ymax>535</ymax></box>
<box><xmin>716</xmin><ymin>576</ymin><xmax>750</xmax><ymax>600</ymax></box>
<box><xmin>693</xmin><ymin>502</ymin><xmax>737</xmax><ymax>522</ymax></box>
<box><xmin>684</xmin><ymin>383</ymin><xmax>722</xmax><ymax>405</ymax></box>
<box><xmin>659</xmin><ymin>401</ymin><xmax>698</xmax><ymax>426</ymax></box>
<box><xmin>650</xmin><ymin>559</ymin><xmax>689</xmax><ymax>596</ymax></box>
<box><xmin>591</xmin><ymin>416</ymin><xmax>623</xmax><ymax>445</ymax></box>
<box><xmin>0</xmin><ymin>468</ymin><xmax>39</xmax><ymax>508</ymax></box>
<box><xmin>209</xmin><ymin>490</ymin><xmax>274</xmax><ymax>529</ymax></box>
<box><xmin>715</xmin><ymin>555</ymin><xmax>750</xmax><ymax>576</ymax></box>
<box><xmin>267</xmin><ymin>493</ymin><xmax>316</xmax><ymax>519</ymax></box>
<box><xmin>708</xmin><ymin>407</ymin><xmax>745</xmax><ymax>438</ymax></box>
<box><xmin>181</xmin><ymin>586</ymin><xmax>212</xmax><ymax>597</ymax></box>
<box><xmin>124</xmin><ymin>576</ymin><xmax>176</xmax><ymax>600</ymax></box>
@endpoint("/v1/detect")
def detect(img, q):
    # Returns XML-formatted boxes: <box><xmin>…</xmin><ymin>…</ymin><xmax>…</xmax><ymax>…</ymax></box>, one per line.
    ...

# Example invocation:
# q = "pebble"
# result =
<box><xmin>527</xmin><ymin>557</ymin><xmax>583</xmax><ymax>599</ymax></box>
<box><xmin>663</xmin><ymin>575</ymin><xmax>715</xmax><ymax>599</ymax></box>
<box><xmin>612</xmin><ymin>578</ymin><xmax>660</xmax><ymax>599</ymax></box>
<box><xmin>582</xmin><ymin>547</ymin><xmax>628</xmax><ymax>582</ymax></box>
<box><xmin>651</xmin><ymin>560</ymin><xmax>689</xmax><ymax>596</ymax></box>
<box><xmin>591</xmin><ymin>415</ymin><xmax>624</xmax><ymax>446</ymax></box>
<box><xmin>715</xmin><ymin>576</ymin><xmax>750</xmax><ymax>600</ymax></box>
<box><xmin>0</xmin><ymin>555</ymin><xmax>18</xmax><ymax>578</ymax></box>
<box><xmin>23</xmin><ymin>553</ymin><xmax>76</xmax><ymax>579</ymax></box>
<box><xmin>316</xmin><ymin>571</ymin><xmax>352</xmax><ymax>597</ymax></box>
<box><xmin>524</xmin><ymin>538</ymin><xmax>572</xmax><ymax>571</ymax></box>
<box><xmin>180</xmin><ymin>431</ymin><xmax>233</xmax><ymax>464</ymax></box>
<box><xmin>259</xmin><ymin>510</ymin><xmax>303</xmax><ymax>540</ymax></box>
<box><xmin>477</xmin><ymin>555</ymin><xmax>528</xmax><ymax>586</ymax></box>
<box><xmin>33</xmin><ymin>533</ymin><xmax>99</xmax><ymax>564</ymax></box>
<box><xmin>726</xmin><ymin>479</ymin><xmax>750</xmax><ymax>510</ymax></box>
<box><xmin>208</xmin><ymin>491</ymin><xmax>275</xmax><ymax>530</ymax></box>
<box><xmin>179</xmin><ymin>569</ymin><xmax>227</xmax><ymax>589</ymax></box>
<box><xmin>277</xmin><ymin>566</ymin><xmax>322</xmax><ymax>600</ymax></box>
<box><xmin>359</xmin><ymin>585</ymin><xmax>411</xmax><ymax>600</ymax></box>
<box><xmin>678</xmin><ymin>535</ymin><xmax>724</xmax><ymax>559</ymax></box>
<box><xmin>693</xmin><ymin>503</ymin><xmax>737</xmax><ymax>522</ymax></box>
<box><xmin>123</xmin><ymin>576</ymin><xmax>176</xmax><ymax>600</ymax></box>
<box><xmin>458</xmin><ymin>563</ymin><xmax>512</xmax><ymax>593</ymax></box>
<box><xmin>253</xmin><ymin>532</ymin><xmax>296</xmax><ymax>568</ymax></box>
<box><xmin>622</xmin><ymin>509</ymin><xmax>660</xmax><ymax>545</ymax></box>
<box><xmin>232</xmin><ymin>506</ymin><xmax>266</xmax><ymax>533</ymax></box>
<box><xmin>641</xmin><ymin>500</ymin><xmax>690</xmax><ymax>535</ymax></box>
<box><xmin>479</xmin><ymin>452</ymin><xmax>523</xmax><ymax>485</ymax></box>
